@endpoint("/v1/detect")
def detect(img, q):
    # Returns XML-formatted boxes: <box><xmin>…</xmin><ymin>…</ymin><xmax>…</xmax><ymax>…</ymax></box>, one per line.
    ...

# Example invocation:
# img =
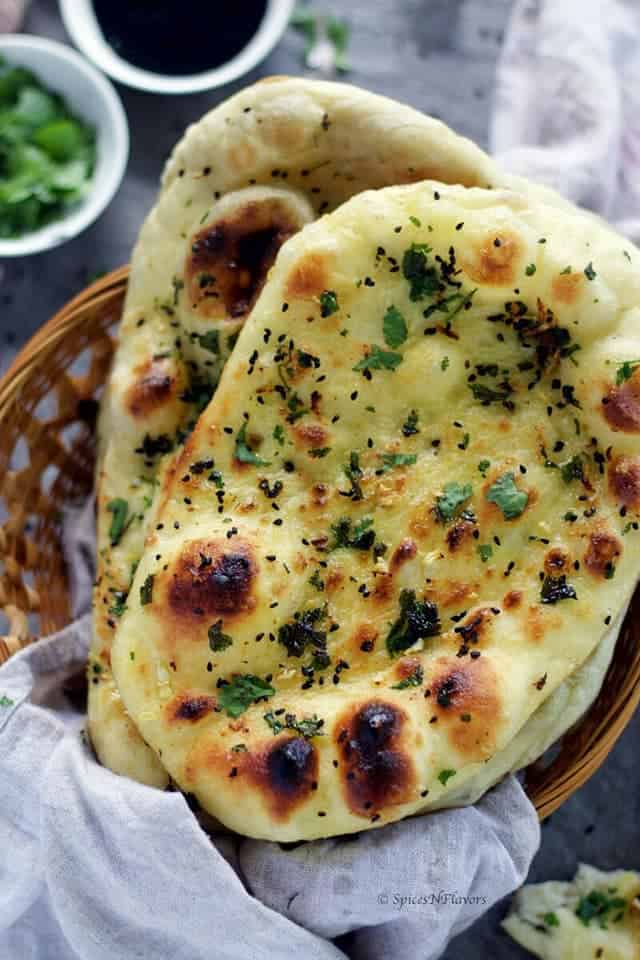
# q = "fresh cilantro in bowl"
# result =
<box><xmin>0</xmin><ymin>58</ymin><xmax>95</xmax><ymax>238</ymax></box>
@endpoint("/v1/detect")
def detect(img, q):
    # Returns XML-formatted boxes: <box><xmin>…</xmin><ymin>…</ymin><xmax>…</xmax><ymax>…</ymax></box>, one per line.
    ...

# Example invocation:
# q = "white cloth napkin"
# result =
<box><xmin>491</xmin><ymin>0</ymin><xmax>640</xmax><ymax>241</ymax></box>
<box><xmin>0</xmin><ymin>496</ymin><xmax>538</xmax><ymax>960</ymax></box>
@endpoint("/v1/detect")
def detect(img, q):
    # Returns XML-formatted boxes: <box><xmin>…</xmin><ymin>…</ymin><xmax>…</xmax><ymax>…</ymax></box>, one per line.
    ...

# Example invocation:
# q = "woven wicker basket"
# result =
<box><xmin>0</xmin><ymin>267</ymin><xmax>639</xmax><ymax>820</ymax></box>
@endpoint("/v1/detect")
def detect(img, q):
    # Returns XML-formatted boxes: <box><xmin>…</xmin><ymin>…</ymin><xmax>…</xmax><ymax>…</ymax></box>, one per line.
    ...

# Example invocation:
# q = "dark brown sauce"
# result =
<box><xmin>92</xmin><ymin>1</ymin><xmax>268</xmax><ymax>76</ymax></box>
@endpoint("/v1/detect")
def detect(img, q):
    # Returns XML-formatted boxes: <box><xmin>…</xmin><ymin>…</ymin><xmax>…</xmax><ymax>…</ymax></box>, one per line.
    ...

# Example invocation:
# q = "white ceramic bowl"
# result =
<box><xmin>59</xmin><ymin>0</ymin><xmax>296</xmax><ymax>95</ymax></box>
<box><xmin>0</xmin><ymin>34</ymin><xmax>129</xmax><ymax>258</ymax></box>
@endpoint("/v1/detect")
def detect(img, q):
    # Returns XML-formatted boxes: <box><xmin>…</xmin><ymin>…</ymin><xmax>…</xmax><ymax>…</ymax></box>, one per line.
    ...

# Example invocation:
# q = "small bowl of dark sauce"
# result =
<box><xmin>59</xmin><ymin>0</ymin><xmax>295</xmax><ymax>94</ymax></box>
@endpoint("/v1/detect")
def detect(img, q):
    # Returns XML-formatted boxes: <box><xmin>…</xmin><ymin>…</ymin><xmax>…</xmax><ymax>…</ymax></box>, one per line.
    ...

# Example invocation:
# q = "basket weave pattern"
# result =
<box><xmin>0</xmin><ymin>267</ymin><xmax>638</xmax><ymax>820</ymax></box>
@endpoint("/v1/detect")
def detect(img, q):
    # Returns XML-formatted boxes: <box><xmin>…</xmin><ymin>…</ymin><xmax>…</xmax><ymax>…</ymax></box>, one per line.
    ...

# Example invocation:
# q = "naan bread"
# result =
<box><xmin>503</xmin><ymin>864</ymin><xmax>640</xmax><ymax>959</ymax></box>
<box><xmin>90</xmin><ymin>78</ymin><xmax>498</xmax><ymax>784</ymax></box>
<box><xmin>111</xmin><ymin>178</ymin><xmax>640</xmax><ymax>840</ymax></box>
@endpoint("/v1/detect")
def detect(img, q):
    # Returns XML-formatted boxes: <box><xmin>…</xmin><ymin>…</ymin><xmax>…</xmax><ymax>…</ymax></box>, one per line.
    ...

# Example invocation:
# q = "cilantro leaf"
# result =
<box><xmin>140</xmin><ymin>573</ymin><xmax>155</xmax><ymax>606</ymax></box>
<box><xmin>197</xmin><ymin>330</ymin><xmax>220</xmax><ymax>354</ymax></box>
<box><xmin>435</xmin><ymin>482</ymin><xmax>473</xmax><ymax>523</ymax></box>
<box><xmin>525</xmin><ymin>263</ymin><xmax>537</xmax><ymax>276</ymax></box>
<box><xmin>353</xmin><ymin>345</ymin><xmax>403</xmax><ymax>372</ymax></box>
<box><xmin>616</xmin><ymin>359</ymin><xmax>640</xmax><ymax>385</ymax></box>
<box><xmin>543</xmin><ymin>913</ymin><xmax>559</xmax><ymax>927</ymax></box>
<box><xmin>379</xmin><ymin>452</ymin><xmax>417</xmax><ymax>472</ymax></box>
<box><xmin>438</xmin><ymin>769</ymin><xmax>457</xmax><ymax>786</ymax></box>
<box><xmin>486</xmin><ymin>473</ymin><xmax>528</xmax><ymax>520</ymax></box>
<box><xmin>106</xmin><ymin>498</ymin><xmax>131</xmax><ymax>546</ymax></box>
<box><xmin>402</xmin><ymin>243</ymin><xmax>439</xmax><ymax>301</ymax></box>
<box><xmin>319</xmin><ymin>289</ymin><xmax>339</xmax><ymax>317</ymax></box>
<box><xmin>0</xmin><ymin>694</ymin><xmax>15</xmax><ymax>707</ymax></box>
<box><xmin>478</xmin><ymin>459</ymin><xmax>491</xmax><ymax>477</ymax></box>
<box><xmin>330</xmin><ymin>516</ymin><xmax>375</xmax><ymax>550</ymax></box>
<box><xmin>264</xmin><ymin>710</ymin><xmax>325</xmax><ymax>738</ymax></box>
<box><xmin>477</xmin><ymin>544</ymin><xmax>493</xmax><ymax>562</ymax></box>
<box><xmin>584</xmin><ymin>262</ymin><xmax>597</xmax><ymax>281</ymax></box>
<box><xmin>469</xmin><ymin>382</ymin><xmax>513</xmax><ymax>404</ymax></box>
<box><xmin>234</xmin><ymin>420</ymin><xmax>270</xmax><ymax>466</ymax></box>
<box><xmin>575</xmin><ymin>889</ymin><xmax>627</xmax><ymax>928</ymax></box>
<box><xmin>218</xmin><ymin>675</ymin><xmax>275</xmax><ymax>718</ymax></box>
<box><xmin>402</xmin><ymin>409</ymin><xmax>420</xmax><ymax>436</ymax></box>
<box><xmin>273</xmin><ymin>424</ymin><xmax>285</xmax><ymax>446</ymax></box>
<box><xmin>560</xmin><ymin>454</ymin><xmax>584</xmax><ymax>483</ymax></box>
<box><xmin>342</xmin><ymin>451</ymin><xmax>363</xmax><ymax>500</ymax></box>
<box><xmin>208</xmin><ymin>620</ymin><xmax>233</xmax><ymax>652</ymax></box>
<box><xmin>386</xmin><ymin>589</ymin><xmax>440</xmax><ymax>656</ymax></box>
<box><xmin>383</xmin><ymin>305</ymin><xmax>408</xmax><ymax>348</ymax></box>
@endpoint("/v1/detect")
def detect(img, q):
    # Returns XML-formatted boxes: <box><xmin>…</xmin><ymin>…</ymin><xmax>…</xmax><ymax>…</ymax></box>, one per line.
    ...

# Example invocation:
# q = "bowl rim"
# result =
<box><xmin>58</xmin><ymin>0</ymin><xmax>296</xmax><ymax>95</ymax></box>
<box><xmin>0</xmin><ymin>33</ymin><xmax>129</xmax><ymax>258</ymax></box>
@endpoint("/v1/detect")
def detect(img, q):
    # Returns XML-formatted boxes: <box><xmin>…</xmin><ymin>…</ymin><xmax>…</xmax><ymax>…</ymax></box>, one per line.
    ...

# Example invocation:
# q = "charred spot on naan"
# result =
<box><xmin>602</xmin><ymin>370</ymin><xmax>640</xmax><ymax>432</ymax></box>
<box><xmin>285</xmin><ymin>251</ymin><xmax>329</xmax><ymax>301</ymax></box>
<box><xmin>335</xmin><ymin>700</ymin><xmax>416</xmax><ymax>817</ymax></box>
<box><xmin>609</xmin><ymin>455</ymin><xmax>640</xmax><ymax>510</ymax></box>
<box><xmin>552</xmin><ymin>270</ymin><xmax>584</xmax><ymax>305</ymax></box>
<box><xmin>126</xmin><ymin>356</ymin><xmax>183</xmax><ymax>419</ymax></box>
<box><xmin>186</xmin><ymin>199</ymin><xmax>300</xmax><ymax>320</ymax></box>
<box><xmin>167</xmin><ymin>693</ymin><xmax>217</xmax><ymax>723</ymax></box>
<box><xmin>463</xmin><ymin>231</ymin><xmax>523</xmax><ymax>286</ymax></box>
<box><xmin>236</xmin><ymin>736</ymin><xmax>319</xmax><ymax>820</ymax></box>
<box><xmin>584</xmin><ymin>528</ymin><xmax>622</xmax><ymax>579</ymax></box>
<box><xmin>165</xmin><ymin>538</ymin><xmax>258</xmax><ymax>623</ymax></box>
<box><xmin>428</xmin><ymin>656</ymin><xmax>500</xmax><ymax>759</ymax></box>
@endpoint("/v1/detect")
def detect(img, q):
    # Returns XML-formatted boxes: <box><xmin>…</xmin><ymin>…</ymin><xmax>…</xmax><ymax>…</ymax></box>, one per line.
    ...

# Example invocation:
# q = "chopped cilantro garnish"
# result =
<box><xmin>234</xmin><ymin>420</ymin><xmax>270</xmax><ymax>466</ymax></box>
<box><xmin>560</xmin><ymin>265</ymin><xmax>572</xmax><ymax>275</ymax></box>
<box><xmin>575</xmin><ymin>889</ymin><xmax>627</xmax><ymax>928</ymax></box>
<box><xmin>379</xmin><ymin>452</ymin><xmax>417</xmax><ymax>472</ymax></box>
<box><xmin>140</xmin><ymin>573</ymin><xmax>155</xmax><ymax>606</ymax></box>
<box><xmin>273</xmin><ymin>424</ymin><xmax>285</xmax><ymax>446</ymax></box>
<box><xmin>435</xmin><ymin>482</ymin><xmax>473</xmax><ymax>523</ymax></box>
<box><xmin>584</xmin><ymin>262</ymin><xmax>597</xmax><ymax>281</ymax></box>
<box><xmin>353</xmin><ymin>344</ymin><xmax>403</xmax><ymax>372</ymax></box>
<box><xmin>264</xmin><ymin>710</ymin><xmax>325</xmax><ymax>738</ymax></box>
<box><xmin>478</xmin><ymin>459</ymin><xmax>491</xmax><ymax>477</ymax></box>
<box><xmin>560</xmin><ymin>454</ymin><xmax>584</xmax><ymax>483</ymax></box>
<box><xmin>343</xmin><ymin>451</ymin><xmax>363</xmax><ymax>500</ymax></box>
<box><xmin>218</xmin><ymin>674</ymin><xmax>275</xmax><ymax>718</ymax></box>
<box><xmin>0</xmin><ymin>694</ymin><xmax>14</xmax><ymax>707</ymax></box>
<box><xmin>438</xmin><ymin>769</ymin><xmax>457</xmax><ymax>786</ymax></box>
<box><xmin>615</xmin><ymin>359</ymin><xmax>640</xmax><ymax>385</ymax></box>
<box><xmin>319</xmin><ymin>289</ymin><xmax>339</xmax><ymax>317</ymax></box>
<box><xmin>308</xmin><ymin>446</ymin><xmax>331</xmax><ymax>458</ymax></box>
<box><xmin>486</xmin><ymin>473</ymin><xmax>528</xmax><ymax>520</ymax></box>
<box><xmin>525</xmin><ymin>263</ymin><xmax>537</xmax><ymax>276</ymax></box>
<box><xmin>330</xmin><ymin>516</ymin><xmax>375</xmax><ymax>550</ymax></box>
<box><xmin>409</xmin><ymin>215</ymin><xmax>421</xmax><ymax>227</ymax></box>
<box><xmin>383</xmin><ymin>305</ymin><xmax>408</xmax><ymax>348</ymax></box>
<box><xmin>197</xmin><ymin>330</ymin><xmax>220</xmax><ymax>354</ymax></box>
<box><xmin>309</xmin><ymin>569</ymin><xmax>325</xmax><ymax>592</ymax></box>
<box><xmin>278</xmin><ymin>606</ymin><xmax>328</xmax><ymax>659</ymax></box>
<box><xmin>402</xmin><ymin>242</ymin><xmax>439</xmax><ymax>301</ymax></box>
<box><xmin>402</xmin><ymin>409</ymin><xmax>419</xmax><ymax>436</ymax></box>
<box><xmin>543</xmin><ymin>912</ymin><xmax>559</xmax><ymax>927</ymax></box>
<box><xmin>469</xmin><ymin>382</ymin><xmax>512</xmax><ymax>405</ymax></box>
<box><xmin>477</xmin><ymin>544</ymin><xmax>493</xmax><ymax>562</ymax></box>
<box><xmin>386</xmin><ymin>589</ymin><xmax>440</xmax><ymax>656</ymax></box>
<box><xmin>107</xmin><ymin>590</ymin><xmax>128</xmax><ymax>618</ymax></box>
<box><xmin>391</xmin><ymin>664</ymin><xmax>424</xmax><ymax>689</ymax></box>
<box><xmin>208</xmin><ymin>620</ymin><xmax>233</xmax><ymax>652</ymax></box>
<box><xmin>106</xmin><ymin>498</ymin><xmax>131</xmax><ymax>546</ymax></box>
<box><xmin>441</xmin><ymin>355</ymin><xmax>449</xmax><ymax>371</ymax></box>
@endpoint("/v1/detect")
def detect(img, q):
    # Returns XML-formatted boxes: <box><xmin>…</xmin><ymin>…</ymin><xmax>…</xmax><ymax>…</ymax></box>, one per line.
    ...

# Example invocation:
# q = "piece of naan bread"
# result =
<box><xmin>90</xmin><ymin>78</ymin><xmax>498</xmax><ymax>786</ymax></box>
<box><xmin>503</xmin><ymin>864</ymin><xmax>640</xmax><ymax>959</ymax></box>
<box><xmin>110</xmin><ymin>177</ymin><xmax>640</xmax><ymax>840</ymax></box>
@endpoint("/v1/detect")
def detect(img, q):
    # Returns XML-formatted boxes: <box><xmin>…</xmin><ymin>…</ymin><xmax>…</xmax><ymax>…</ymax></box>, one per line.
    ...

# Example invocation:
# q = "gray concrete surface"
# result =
<box><xmin>2</xmin><ymin>1</ymin><xmax>638</xmax><ymax>957</ymax></box>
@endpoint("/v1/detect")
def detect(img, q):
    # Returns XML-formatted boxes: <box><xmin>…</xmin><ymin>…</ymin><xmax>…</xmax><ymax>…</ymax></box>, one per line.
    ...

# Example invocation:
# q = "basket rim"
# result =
<box><xmin>0</xmin><ymin>265</ymin><xmax>639</xmax><ymax>822</ymax></box>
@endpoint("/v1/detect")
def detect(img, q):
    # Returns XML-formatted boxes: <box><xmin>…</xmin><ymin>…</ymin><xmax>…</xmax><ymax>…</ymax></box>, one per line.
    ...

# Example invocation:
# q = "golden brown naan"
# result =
<box><xmin>111</xmin><ymin>179</ymin><xmax>640</xmax><ymax>839</ymax></box>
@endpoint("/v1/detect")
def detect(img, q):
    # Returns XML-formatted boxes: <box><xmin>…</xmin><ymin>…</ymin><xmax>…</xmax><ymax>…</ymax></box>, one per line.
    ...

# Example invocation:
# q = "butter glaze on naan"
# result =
<box><xmin>91</xmin><ymin>78</ymin><xmax>497</xmax><ymax>784</ymax></box>
<box><xmin>111</xmin><ymin>180</ymin><xmax>640</xmax><ymax>840</ymax></box>
<box><xmin>114</xmin><ymin>183</ymin><xmax>640</xmax><ymax>840</ymax></box>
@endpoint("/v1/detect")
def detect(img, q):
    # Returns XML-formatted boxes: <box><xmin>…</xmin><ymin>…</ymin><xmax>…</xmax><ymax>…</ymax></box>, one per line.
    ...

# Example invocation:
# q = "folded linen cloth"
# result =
<box><xmin>0</xmin><ymin>498</ymin><xmax>539</xmax><ymax>960</ymax></box>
